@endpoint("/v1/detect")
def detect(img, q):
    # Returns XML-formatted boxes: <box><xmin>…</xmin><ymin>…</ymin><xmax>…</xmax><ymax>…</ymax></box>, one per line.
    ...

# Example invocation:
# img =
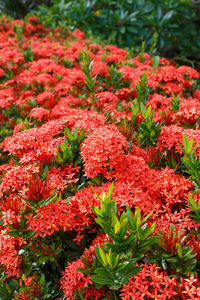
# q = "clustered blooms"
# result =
<box><xmin>0</xmin><ymin>15</ymin><xmax>200</xmax><ymax>299</ymax></box>
<box><xmin>81</xmin><ymin>125</ymin><xmax>129</xmax><ymax>179</ymax></box>
<box><xmin>120</xmin><ymin>264</ymin><xmax>200</xmax><ymax>299</ymax></box>
<box><xmin>0</xmin><ymin>230</ymin><xmax>25</xmax><ymax>278</ymax></box>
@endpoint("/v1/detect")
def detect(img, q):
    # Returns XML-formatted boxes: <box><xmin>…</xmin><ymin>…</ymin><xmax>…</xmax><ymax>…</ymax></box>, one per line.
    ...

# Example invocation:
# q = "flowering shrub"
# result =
<box><xmin>0</xmin><ymin>15</ymin><xmax>200</xmax><ymax>299</ymax></box>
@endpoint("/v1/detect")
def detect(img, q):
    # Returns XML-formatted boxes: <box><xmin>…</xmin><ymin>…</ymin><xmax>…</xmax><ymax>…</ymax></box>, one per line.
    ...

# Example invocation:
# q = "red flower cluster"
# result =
<box><xmin>81</xmin><ymin>125</ymin><xmax>129</xmax><ymax>179</ymax></box>
<box><xmin>120</xmin><ymin>263</ymin><xmax>200</xmax><ymax>299</ymax></box>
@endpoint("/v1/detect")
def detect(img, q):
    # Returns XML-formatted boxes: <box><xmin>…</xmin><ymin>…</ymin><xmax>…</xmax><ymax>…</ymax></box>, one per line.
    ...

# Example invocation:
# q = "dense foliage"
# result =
<box><xmin>0</xmin><ymin>0</ymin><xmax>51</xmax><ymax>18</ymax></box>
<box><xmin>0</xmin><ymin>16</ymin><xmax>200</xmax><ymax>299</ymax></box>
<box><xmin>36</xmin><ymin>0</ymin><xmax>200</xmax><ymax>62</ymax></box>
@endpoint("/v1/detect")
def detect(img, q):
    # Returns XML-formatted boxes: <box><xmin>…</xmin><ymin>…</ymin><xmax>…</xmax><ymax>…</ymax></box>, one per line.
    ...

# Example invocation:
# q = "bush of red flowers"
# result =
<box><xmin>0</xmin><ymin>15</ymin><xmax>200</xmax><ymax>299</ymax></box>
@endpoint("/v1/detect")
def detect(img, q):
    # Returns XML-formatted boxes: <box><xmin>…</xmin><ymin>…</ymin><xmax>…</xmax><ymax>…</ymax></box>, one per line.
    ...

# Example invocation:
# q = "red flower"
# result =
<box><xmin>120</xmin><ymin>263</ymin><xmax>178</xmax><ymax>299</ymax></box>
<box><xmin>20</xmin><ymin>173</ymin><xmax>54</xmax><ymax>203</ymax></box>
<box><xmin>0</xmin><ymin>230</ymin><xmax>25</xmax><ymax>277</ymax></box>
<box><xmin>29</xmin><ymin>107</ymin><xmax>50</xmax><ymax>122</ymax></box>
<box><xmin>60</xmin><ymin>259</ymin><xmax>92</xmax><ymax>300</ymax></box>
<box><xmin>81</xmin><ymin>125</ymin><xmax>129</xmax><ymax>179</ymax></box>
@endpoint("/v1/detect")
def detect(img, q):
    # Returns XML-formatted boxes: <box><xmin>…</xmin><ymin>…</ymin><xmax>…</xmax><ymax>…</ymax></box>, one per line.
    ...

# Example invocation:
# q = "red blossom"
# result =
<box><xmin>81</xmin><ymin>125</ymin><xmax>129</xmax><ymax>179</ymax></box>
<box><xmin>0</xmin><ymin>230</ymin><xmax>25</xmax><ymax>278</ymax></box>
<box><xmin>120</xmin><ymin>263</ymin><xmax>178</xmax><ymax>299</ymax></box>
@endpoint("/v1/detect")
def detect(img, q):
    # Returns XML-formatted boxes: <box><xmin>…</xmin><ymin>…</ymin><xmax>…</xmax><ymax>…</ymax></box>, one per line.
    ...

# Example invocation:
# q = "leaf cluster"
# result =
<box><xmin>179</xmin><ymin>134</ymin><xmax>200</xmax><ymax>187</ymax></box>
<box><xmin>139</xmin><ymin>102</ymin><xmax>162</xmax><ymax>149</ymax></box>
<box><xmin>55</xmin><ymin>127</ymin><xmax>86</xmax><ymax>166</ymax></box>
<box><xmin>136</xmin><ymin>73</ymin><xmax>150</xmax><ymax>105</ymax></box>
<box><xmin>170</xmin><ymin>93</ymin><xmax>180</xmax><ymax>113</ymax></box>
<box><xmin>0</xmin><ymin>0</ymin><xmax>51</xmax><ymax>18</ymax></box>
<box><xmin>78</xmin><ymin>183</ymin><xmax>157</xmax><ymax>290</ymax></box>
<box><xmin>118</xmin><ymin>74</ymin><xmax>162</xmax><ymax>148</ymax></box>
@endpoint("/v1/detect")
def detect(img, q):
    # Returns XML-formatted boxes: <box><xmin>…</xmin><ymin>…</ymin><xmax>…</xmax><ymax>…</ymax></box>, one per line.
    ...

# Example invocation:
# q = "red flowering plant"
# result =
<box><xmin>60</xmin><ymin>183</ymin><xmax>157</xmax><ymax>298</ymax></box>
<box><xmin>0</xmin><ymin>14</ymin><xmax>200</xmax><ymax>299</ymax></box>
<box><xmin>60</xmin><ymin>183</ymin><xmax>199</xmax><ymax>298</ymax></box>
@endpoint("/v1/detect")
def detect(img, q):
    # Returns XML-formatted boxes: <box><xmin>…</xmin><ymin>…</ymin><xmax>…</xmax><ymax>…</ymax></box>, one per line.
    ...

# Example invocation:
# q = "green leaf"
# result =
<box><xmin>133</xmin><ymin>208</ymin><xmax>141</xmax><ymax>229</ymax></box>
<box><xmin>99</xmin><ymin>248</ymin><xmax>108</xmax><ymax>267</ymax></box>
<box><xmin>182</xmin><ymin>156</ymin><xmax>195</xmax><ymax>171</ymax></box>
<box><xmin>106</xmin><ymin>182</ymin><xmax>114</xmax><ymax>202</ymax></box>
<box><xmin>116</xmin><ymin>258</ymin><xmax>137</xmax><ymax>271</ymax></box>
<box><xmin>43</xmin><ymin>165</ymin><xmax>49</xmax><ymax>175</ymax></box>
<box><xmin>140</xmin><ymin>102</ymin><xmax>146</xmax><ymax>118</ymax></box>
<box><xmin>89</xmin><ymin>60</ymin><xmax>93</xmax><ymax>71</ymax></box>
<box><xmin>141</xmin><ymin>211</ymin><xmax>153</xmax><ymax>224</ymax></box>
<box><xmin>114</xmin><ymin>220</ymin><xmax>121</xmax><ymax>234</ymax></box>
<box><xmin>7</xmin><ymin>230</ymin><xmax>20</xmax><ymax>237</ymax></box>
<box><xmin>91</xmin><ymin>269</ymin><xmax>114</xmax><ymax>285</ymax></box>
<box><xmin>92</xmin><ymin>206</ymin><xmax>102</xmax><ymax>216</ymax></box>
<box><xmin>183</xmin><ymin>247</ymin><xmax>193</xmax><ymax>257</ymax></box>
<box><xmin>161</xmin><ymin>10</ymin><xmax>174</xmax><ymax>24</ymax></box>
<box><xmin>120</xmin><ymin>26</ymin><xmax>125</xmax><ymax>34</ymax></box>
<box><xmin>187</xmin><ymin>138</ymin><xmax>194</xmax><ymax>155</ymax></box>
<box><xmin>131</xmin><ymin>100</ymin><xmax>139</xmax><ymax>124</ymax></box>
<box><xmin>183</xmin><ymin>134</ymin><xmax>189</xmax><ymax>152</ymax></box>
<box><xmin>188</xmin><ymin>194</ymin><xmax>199</xmax><ymax>210</ymax></box>
<box><xmin>24</xmin><ymin>262</ymin><xmax>32</xmax><ymax>276</ymax></box>
<box><xmin>146</xmin><ymin>105</ymin><xmax>152</xmax><ymax>119</ymax></box>
<box><xmin>22</xmin><ymin>230</ymin><xmax>34</xmax><ymax>238</ymax></box>
<box><xmin>125</xmin><ymin>265</ymin><xmax>141</xmax><ymax>278</ymax></box>
<box><xmin>144</xmin><ymin>256</ymin><xmax>157</xmax><ymax>263</ymax></box>
<box><xmin>77</xmin><ymin>268</ymin><xmax>91</xmax><ymax>275</ymax></box>
<box><xmin>126</xmin><ymin>205</ymin><xmax>134</xmax><ymax>230</ymax></box>
<box><xmin>38</xmin><ymin>256</ymin><xmax>50</xmax><ymax>265</ymax></box>
<box><xmin>91</xmin><ymin>187</ymin><xmax>102</xmax><ymax>202</ymax></box>
<box><xmin>152</xmin><ymin>55</ymin><xmax>160</xmax><ymax>68</ymax></box>
<box><xmin>39</xmin><ymin>193</ymin><xmax>58</xmax><ymax>207</ymax></box>
<box><xmin>141</xmin><ymin>223</ymin><xmax>155</xmax><ymax>240</ymax></box>
<box><xmin>95</xmin><ymin>246</ymin><xmax>104</xmax><ymax>266</ymax></box>
<box><xmin>176</xmin><ymin>243</ymin><xmax>183</xmax><ymax>258</ymax></box>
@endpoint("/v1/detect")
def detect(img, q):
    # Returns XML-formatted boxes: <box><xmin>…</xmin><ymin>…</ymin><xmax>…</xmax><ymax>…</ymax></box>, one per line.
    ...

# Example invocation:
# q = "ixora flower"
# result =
<box><xmin>81</xmin><ymin>125</ymin><xmax>129</xmax><ymax>179</ymax></box>
<box><xmin>60</xmin><ymin>259</ymin><xmax>92</xmax><ymax>299</ymax></box>
<box><xmin>120</xmin><ymin>263</ymin><xmax>200</xmax><ymax>299</ymax></box>
<box><xmin>25</xmin><ymin>199</ymin><xmax>75</xmax><ymax>238</ymax></box>
<box><xmin>29</xmin><ymin>107</ymin><xmax>50</xmax><ymax>122</ymax></box>
<box><xmin>0</xmin><ymin>230</ymin><xmax>25</xmax><ymax>278</ymax></box>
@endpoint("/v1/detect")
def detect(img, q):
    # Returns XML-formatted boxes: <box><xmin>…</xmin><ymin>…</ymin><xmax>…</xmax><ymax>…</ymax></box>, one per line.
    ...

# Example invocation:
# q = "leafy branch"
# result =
<box><xmin>78</xmin><ymin>183</ymin><xmax>157</xmax><ymax>291</ymax></box>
